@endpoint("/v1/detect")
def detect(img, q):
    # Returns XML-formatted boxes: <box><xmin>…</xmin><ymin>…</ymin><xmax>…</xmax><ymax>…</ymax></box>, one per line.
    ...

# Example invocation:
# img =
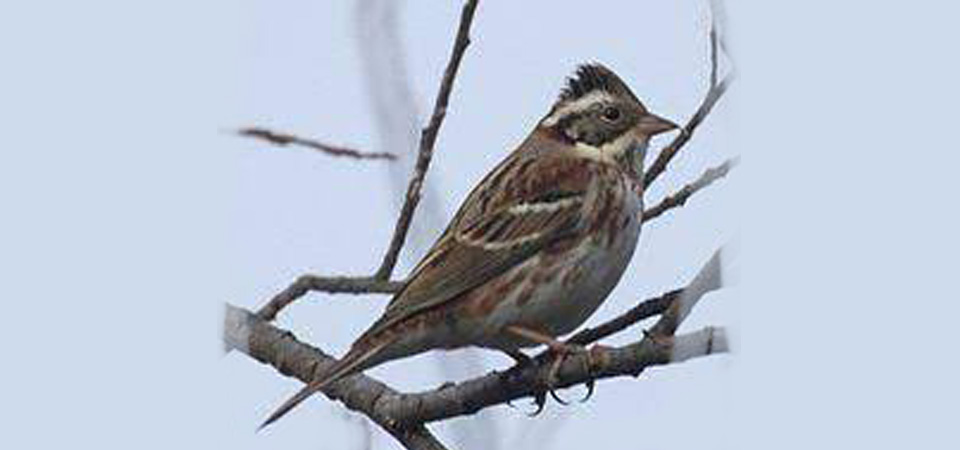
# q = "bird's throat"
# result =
<box><xmin>571</xmin><ymin>132</ymin><xmax>636</xmax><ymax>164</ymax></box>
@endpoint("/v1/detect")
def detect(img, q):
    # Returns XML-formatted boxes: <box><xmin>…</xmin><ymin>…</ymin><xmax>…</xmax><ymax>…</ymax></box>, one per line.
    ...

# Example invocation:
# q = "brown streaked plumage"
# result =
<box><xmin>260</xmin><ymin>63</ymin><xmax>677</xmax><ymax>429</ymax></box>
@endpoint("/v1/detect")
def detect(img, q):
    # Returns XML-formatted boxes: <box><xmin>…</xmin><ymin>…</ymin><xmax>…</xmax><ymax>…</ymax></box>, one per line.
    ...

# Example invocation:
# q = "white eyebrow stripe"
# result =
<box><xmin>542</xmin><ymin>91</ymin><xmax>614</xmax><ymax>126</ymax></box>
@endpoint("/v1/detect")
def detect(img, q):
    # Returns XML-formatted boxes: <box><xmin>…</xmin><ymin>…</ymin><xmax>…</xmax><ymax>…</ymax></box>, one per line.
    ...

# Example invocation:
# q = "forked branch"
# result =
<box><xmin>256</xmin><ymin>275</ymin><xmax>403</xmax><ymax>322</ymax></box>
<box><xmin>225</xmin><ymin>246</ymin><xmax>729</xmax><ymax>430</ymax></box>
<box><xmin>251</xmin><ymin>0</ymin><xmax>481</xmax><ymax>322</ymax></box>
<box><xmin>642</xmin><ymin>156</ymin><xmax>739</xmax><ymax>222</ymax></box>
<box><xmin>643</xmin><ymin>5</ymin><xmax>735</xmax><ymax>189</ymax></box>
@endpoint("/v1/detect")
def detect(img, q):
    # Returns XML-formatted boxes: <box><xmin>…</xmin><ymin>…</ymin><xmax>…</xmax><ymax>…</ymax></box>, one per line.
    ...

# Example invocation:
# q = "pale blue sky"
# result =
<box><xmin>1</xmin><ymin>1</ymin><xmax>957</xmax><ymax>449</ymax></box>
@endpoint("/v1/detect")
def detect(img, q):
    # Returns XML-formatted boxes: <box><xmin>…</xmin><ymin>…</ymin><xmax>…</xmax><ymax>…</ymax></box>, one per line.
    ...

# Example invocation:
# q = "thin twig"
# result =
<box><xmin>709</xmin><ymin>25</ymin><xmax>719</xmax><ymax>88</ymax></box>
<box><xmin>643</xmin><ymin>80</ymin><xmax>731</xmax><ymax>189</ymax></box>
<box><xmin>642</xmin><ymin>156</ymin><xmax>739</xmax><ymax>222</ymax></box>
<box><xmin>238</xmin><ymin>127</ymin><xmax>396</xmax><ymax>160</ymax></box>
<box><xmin>643</xmin><ymin>5</ymin><xmax>734</xmax><ymax>189</ymax></box>
<box><xmin>250</xmin><ymin>0</ymin><xmax>480</xmax><ymax>322</ymax></box>
<box><xmin>568</xmin><ymin>290</ymin><xmax>680</xmax><ymax>345</ymax></box>
<box><xmin>256</xmin><ymin>275</ymin><xmax>403</xmax><ymax>322</ymax></box>
<box><xmin>373</xmin><ymin>0</ymin><xmax>480</xmax><ymax>280</ymax></box>
<box><xmin>359</xmin><ymin>3</ymin><xmax>501</xmax><ymax>448</ymax></box>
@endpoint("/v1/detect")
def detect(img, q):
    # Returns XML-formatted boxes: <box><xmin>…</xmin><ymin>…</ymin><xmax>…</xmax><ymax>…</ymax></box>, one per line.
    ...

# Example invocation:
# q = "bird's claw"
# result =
<box><xmin>528</xmin><ymin>391</ymin><xmax>548</xmax><ymax>416</ymax></box>
<box><xmin>521</xmin><ymin>342</ymin><xmax>607</xmax><ymax>415</ymax></box>
<box><xmin>539</xmin><ymin>342</ymin><xmax>591</xmax><ymax>410</ymax></box>
<box><xmin>580</xmin><ymin>378</ymin><xmax>596</xmax><ymax>403</ymax></box>
<box><xmin>549</xmin><ymin>388</ymin><xmax>570</xmax><ymax>405</ymax></box>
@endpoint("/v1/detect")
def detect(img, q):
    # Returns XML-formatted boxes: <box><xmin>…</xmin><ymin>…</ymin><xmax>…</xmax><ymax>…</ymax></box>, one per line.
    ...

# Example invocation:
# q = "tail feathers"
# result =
<box><xmin>258</xmin><ymin>342</ymin><xmax>387</xmax><ymax>431</ymax></box>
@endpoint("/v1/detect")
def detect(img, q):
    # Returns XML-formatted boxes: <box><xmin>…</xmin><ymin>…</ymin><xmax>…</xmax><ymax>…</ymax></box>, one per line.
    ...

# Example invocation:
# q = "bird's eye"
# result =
<box><xmin>601</xmin><ymin>106</ymin><xmax>621</xmax><ymax>122</ymax></box>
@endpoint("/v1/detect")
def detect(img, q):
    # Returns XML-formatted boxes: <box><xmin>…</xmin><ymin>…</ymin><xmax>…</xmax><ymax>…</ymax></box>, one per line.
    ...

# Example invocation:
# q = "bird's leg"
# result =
<box><xmin>504</xmin><ymin>325</ymin><xmax>595</xmax><ymax>408</ymax></box>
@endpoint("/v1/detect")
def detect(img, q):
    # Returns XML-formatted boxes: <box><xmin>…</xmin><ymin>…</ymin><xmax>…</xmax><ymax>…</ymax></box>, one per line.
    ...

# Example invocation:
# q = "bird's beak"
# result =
<box><xmin>634</xmin><ymin>113</ymin><xmax>679</xmax><ymax>137</ymax></box>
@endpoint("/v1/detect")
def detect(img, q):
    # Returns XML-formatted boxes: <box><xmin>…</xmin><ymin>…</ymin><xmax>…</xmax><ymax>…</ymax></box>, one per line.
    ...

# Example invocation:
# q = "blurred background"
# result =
<box><xmin>1</xmin><ymin>0</ymin><xmax>958</xmax><ymax>449</ymax></box>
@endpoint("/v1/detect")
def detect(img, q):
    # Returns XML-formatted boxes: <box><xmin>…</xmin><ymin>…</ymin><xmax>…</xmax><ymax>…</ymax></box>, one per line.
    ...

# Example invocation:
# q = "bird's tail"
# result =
<box><xmin>258</xmin><ymin>339</ymin><xmax>390</xmax><ymax>430</ymax></box>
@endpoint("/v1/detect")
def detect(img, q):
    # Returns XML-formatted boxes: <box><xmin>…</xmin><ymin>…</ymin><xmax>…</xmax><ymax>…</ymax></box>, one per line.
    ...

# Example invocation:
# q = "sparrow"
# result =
<box><xmin>260</xmin><ymin>63</ymin><xmax>677</xmax><ymax>429</ymax></box>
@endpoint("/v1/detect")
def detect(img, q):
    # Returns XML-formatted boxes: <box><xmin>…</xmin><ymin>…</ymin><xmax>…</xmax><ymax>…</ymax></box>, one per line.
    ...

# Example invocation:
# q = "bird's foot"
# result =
<box><xmin>577</xmin><ymin>344</ymin><xmax>612</xmax><ymax>402</ymax></box>
<box><xmin>523</xmin><ymin>342</ymin><xmax>605</xmax><ymax>415</ymax></box>
<box><xmin>500</xmin><ymin>326</ymin><xmax>605</xmax><ymax>415</ymax></box>
<box><xmin>522</xmin><ymin>343</ymin><xmax>586</xmax><ymax>416</ymax></box>
<box><xmin>542</xmin><ymin>342</ymin><xmax>588</xmax><ymax>405</ymax></box>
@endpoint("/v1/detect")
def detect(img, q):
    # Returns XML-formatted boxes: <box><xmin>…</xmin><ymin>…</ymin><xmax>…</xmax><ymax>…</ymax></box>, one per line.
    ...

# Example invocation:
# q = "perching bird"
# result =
<box><xmin>260</xmin><ymin>63</ymin><xmax>677</xmax><ymax>429</ymax></box>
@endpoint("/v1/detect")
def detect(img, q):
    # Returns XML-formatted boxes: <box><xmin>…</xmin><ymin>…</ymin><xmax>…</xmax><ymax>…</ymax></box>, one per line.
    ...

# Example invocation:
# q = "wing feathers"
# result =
<box><xmin>366</xmin><ymin>152</ymin><xmax>597</xmax><ymax>341</ymax></box>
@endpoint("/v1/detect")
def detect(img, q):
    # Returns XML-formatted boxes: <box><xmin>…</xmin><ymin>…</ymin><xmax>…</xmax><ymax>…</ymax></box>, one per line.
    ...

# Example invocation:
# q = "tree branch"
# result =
<box><xmin>356</xmin><ymin>3</ymin><xmax>500</xmax><ymax>448</ymax></box>
<box><xmin>642</xmin><ymin>156</ymin><xmax>739</xmax><ymax>222</ymax></box>
<box><xmin>225</xmin><ymin>305</ymin><xmax>726</xmax><ymax>429</ymax></box>
<box><xmin>226</xmin><ymin>247</ymin><xmax>728</xmax><ymax>431</ymax></box>
<box><xmin>567</xmin><ymin>290</ymin><xmax>678</xmax><ymax>346</ymax></box>
<box><xmin>237</xmin><ymin>127</ymin><xmax>396</xmax><ymax>161</ymax></box>
<box><xmin>256</xmin><ymin>275</ymin><xmax>403</xmax><ymax>322</ymax></box>
<box><xmin>373</xmin><ymin>0</ymin><xmax>480</xmax><ymax>281</ymax></box>
<box><xmin>643</xmin><ymin>5</ymin><xmax>734</xmax><ymax>189</ymax></box>
<box><xmin>251</xmin><ymin>0</ymin><xmax>481</xmax><ymax>322</ymax></box>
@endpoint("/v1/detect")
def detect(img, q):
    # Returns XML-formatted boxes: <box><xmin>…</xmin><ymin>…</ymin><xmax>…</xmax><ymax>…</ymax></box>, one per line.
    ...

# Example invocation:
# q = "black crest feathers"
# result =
<box><xmin>558</xmin><ymin>63</ymin><xmax>631</xmax><ymax>103</ymax></box>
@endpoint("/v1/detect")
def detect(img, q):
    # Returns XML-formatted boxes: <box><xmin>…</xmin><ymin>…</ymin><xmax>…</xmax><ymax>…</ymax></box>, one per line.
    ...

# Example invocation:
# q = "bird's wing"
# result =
<box><xmin>364</xmin><ymin>150</ymin><xmax>596</xmax><ymax>339</ymax></box>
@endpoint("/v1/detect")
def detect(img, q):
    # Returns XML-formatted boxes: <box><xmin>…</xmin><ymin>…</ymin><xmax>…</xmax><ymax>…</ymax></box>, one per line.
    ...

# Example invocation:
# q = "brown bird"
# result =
<box><xmin>260</xmin><ymin>63</ymin><xmax>677</xmax><ymax>429</ymax></box>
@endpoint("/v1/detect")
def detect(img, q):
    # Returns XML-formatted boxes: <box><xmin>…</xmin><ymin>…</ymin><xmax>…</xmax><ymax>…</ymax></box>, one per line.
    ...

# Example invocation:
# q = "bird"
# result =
<box><xmin>259</xmin><ymin>63</ymin><xmax>677</xmax><ymax>429</ymax></box>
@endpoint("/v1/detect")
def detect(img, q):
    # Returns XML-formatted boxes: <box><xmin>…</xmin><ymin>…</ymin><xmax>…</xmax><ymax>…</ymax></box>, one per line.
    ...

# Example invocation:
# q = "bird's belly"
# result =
<box><xmin>476</xmin><ymin>196</ymin><xmax>642</xmax><ymax>349</ymax></box>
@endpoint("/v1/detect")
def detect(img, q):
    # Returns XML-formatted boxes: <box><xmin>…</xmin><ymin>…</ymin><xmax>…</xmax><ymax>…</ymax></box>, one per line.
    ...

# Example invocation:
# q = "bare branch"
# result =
<box><xmin>256</xmin><ymin>275</ymin><xmax>404</xmax><ymax>322</ymax></box>
<box><xmin>225</xmin><ymin>303</ymin><xmax>727</xmax><ymax>428</ymax></box>
<box><xmin>227</xmin><ymin>246</ymin><xmax>729</xmax><ymax>431</ymax></box>
<box><xmin>709</xmin><ymin>24</ymin><xmax>719</xmax><ymax>88</ymax></box>
<box><xmin>643</xmin><ymin>3</ymin><xmax>734</xmax><ymax>189</ymax></box>
<box><xmin>642</xmin><ymin>156</ymin><xmax>739</xmax><ymax>222</ymax></box>
<box><xmin>249</xmin><ymin>0</ymin><xmax>480</xmax><ymax>322</ymax></box>
<box><xmin>237</xmin><ymin>127</ymin><xmax>396</xmax><ymax>161</ymax></box>
<box><xmin>373</xmin><ymin>0</ymin><xmax>480</xmax><ymax>280</ymax></box>
<box><xmin>643</xmin><ymin>78</ymin><xmax>732</xmax><ymax>189</ymax></box>
<box><xmin>567</xmin><ymin>290</ymin><xmax>678</xmax><ymax>346</ymax></box>
<box><xmin>379</xmin><ymin>327</ymin><xmax>727</xmax><ymax>425</ymax></box>
<box><xmin>358</xmin><ymin>3</ymin><xmax>501</xmax><ymax>447</ymax></box>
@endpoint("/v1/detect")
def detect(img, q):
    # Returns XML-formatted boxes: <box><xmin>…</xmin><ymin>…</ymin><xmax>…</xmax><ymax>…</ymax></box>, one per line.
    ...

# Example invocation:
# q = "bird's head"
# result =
<box><xmin>541</xmin><ymin>64</ymin><xmax>677</xmax><ymax>165</ymax></box>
